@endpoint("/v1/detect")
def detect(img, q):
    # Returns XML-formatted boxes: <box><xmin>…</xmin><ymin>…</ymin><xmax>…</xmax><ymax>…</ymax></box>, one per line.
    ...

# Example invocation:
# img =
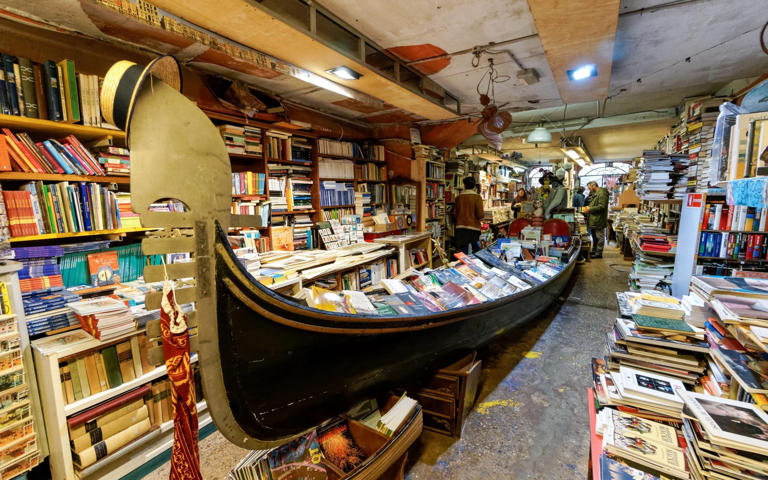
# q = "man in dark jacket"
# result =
<box><xmin>572</xmin><ymin>186</ymin><xmax>586</xmax><ymax>208</ymax></box>
<box><xmin>584</xmin><ymin>181</ymin><xmax>609</xmax><ymax>258</ymax></box>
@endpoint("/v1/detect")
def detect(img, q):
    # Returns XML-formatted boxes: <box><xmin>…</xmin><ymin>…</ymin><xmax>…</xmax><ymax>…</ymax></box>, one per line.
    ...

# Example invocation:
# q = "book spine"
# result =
<box><xmin>17</xmin><ymin>57</ymin><xmax>38</xmax><ymax>118</ymax></box>
<box><xmin>12</xmin><ymin>61</ymin><xmax>24</xmax><ymax>116</ymax></box>
<box><xmin>73</xmin><ymin>417</ymin><xmax>151</xmax><ymax>468</ymax></box>
<box><xmin>0</xmin><ymin>55</ymin><xmax>9</xmax><ymax>115</ymax></box>
<box><xmin>69</xmin><ymin>360</ymin><xmax>83</xmax><ymax>401</ymax></box>
<box><xmin>32</xmin><ymin>63</ymin><xmax>47</xmax><ymax>120</ymax></box>
<box><xmin>43</xmin><ymin>60</ymin><xmax>62</xmax><ymax>121</ymax></box>
<box><xmin>100</xmin><ymin>346</ymin><xmax>123</xmax><ymax>389</ymax></box>
<box><xmin>70</xmin><ymin>404</ymin><xmax>148</xmax><ymax>453</ymax></box>
<box><xmin>2</xmin><ymin>55</ymin><xmax>20</xmax><ymax>116</ymax></box>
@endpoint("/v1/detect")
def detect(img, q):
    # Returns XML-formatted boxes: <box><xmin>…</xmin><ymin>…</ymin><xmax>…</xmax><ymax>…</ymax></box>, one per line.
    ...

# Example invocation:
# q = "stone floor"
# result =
<box><xmin>142</xmin><ymin>245</ymin><xmax>629</xmax><ymax>480</ymax></box>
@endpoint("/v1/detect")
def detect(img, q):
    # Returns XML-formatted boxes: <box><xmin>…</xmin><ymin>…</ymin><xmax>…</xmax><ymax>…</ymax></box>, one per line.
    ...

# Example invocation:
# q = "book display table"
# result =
<box><xmin>372</xmin><ymin>232</ymin><xmax>432</xmax><ymax>272</ymax></box>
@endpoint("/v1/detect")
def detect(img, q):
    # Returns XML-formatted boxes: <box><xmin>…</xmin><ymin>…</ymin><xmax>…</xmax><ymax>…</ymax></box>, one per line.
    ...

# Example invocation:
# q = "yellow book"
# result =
<box><xmin>70</xmin><ymin>404</ymin><xmax>148</xmax><ymax>453</ymax></box>
<box><xmin>73</xmin><ymin>417</ymin><xmax>151</xmax><ymax>468</ymax></box>
<box><xmin>68</xmin><ymin>398</ymin><xmax>144</xmax><ymax>438</ymax></box>
<box><xmin>0</xmin><ymin>282</ymin><xmax>11</xmax><ymax>315</ymax></box>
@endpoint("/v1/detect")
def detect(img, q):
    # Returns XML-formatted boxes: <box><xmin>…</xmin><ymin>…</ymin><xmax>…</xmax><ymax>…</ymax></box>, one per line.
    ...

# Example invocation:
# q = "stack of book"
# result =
<box><xmin>67</xmin><ymin>297</ymin><xmax>135</xmax><ymax>341</ymax></box>
<box><xmin>288</xmin><ymin>176</ymin><xmax>312</xmax><ymax>211</ymax></box>
<box><xmin>355</xmin><ymin>191</ymin><xmax>371</xmax><ymax>217</ymax></box>
<box><xmin>115</xmin><ymin>192</ymin><xmax>141</xmax><ymax>229</ymax></box>
<box><xmin>291</xmin><ymin>215</ymin><xmax>314</xmax><ymax>251</ymax></box>
<box><xmin>680</xmin><ymin>391</ymin><xmax>768</xmax><ymax>479</ymax></box>
<box><xmin>218</xmin><ymin>124</ymin><xmax>247</xmax><ymax>155</ymax></box>
<box><xmin>684</xmin><ymin>98</ymin><xmax>723</xmax><ymax>191</ymax></box>
<box><xmin>267</xmin><ymin>175</ymin><xmax>288</xmax><ymax>213</ymax></box>
<box><xmin>635</xmin><ymin>150</ymin><xmax>691</xmax><ymax>200</ymax></box>
<box><xmin>243</xmin><ymin>126</ymin><xmax>263</xmax><ymax>155</ymax></box>
<box><xmin>95</xmin><ymin>146</ymin><xmax>130</xmax><ymax>177</ymax></box>
<box><xmin>2</xmin><ymin>129</ymin><xmax>106</xmax><ymax>175</ymax></box>
<box><xmin>231</xmin><ymin>171</ymin><xmax>265</xmax><ymax>196</ymax></box>
<box><xmin>3</xmin><ymin>181</ymin><xmax>122</xmax><ymax>237</ymax></box>
<box><xmin>636</xmin><ymin>233</ymin><xmax>676</xmax><ymax>254</ymax></box>
<box><xmin>0</xmin><ymin>55</ymin><xmax>100</xmax><ymax>125</ymax></box>
<box><xmin>23</xmin><ymin>290</ymin><xmax>80</xmax><ymax>337</ymax></box>
<box><xmin>290</xmin><ymin>136</ymin><xmax>312</xmax><ymax>164</ymax></box>
<box><xmin>358</xmin><ymin>182</ymin><xmax>385</xmax><ymax>206</ymax></box>
<box><xmin>318</xmin><ymin>158</ymin><xmax>354</xmax><ymax>179</ymax></box>
<box><xmin>67</xmin><ymin>385</ymin><xmax>153</xmax><ymax>471</ymax></box>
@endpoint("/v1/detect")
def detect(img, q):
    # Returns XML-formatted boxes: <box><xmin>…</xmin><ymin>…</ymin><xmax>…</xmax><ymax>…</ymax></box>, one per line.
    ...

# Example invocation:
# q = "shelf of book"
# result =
<box><xmin>318</xmin><ymin>177</ymin><xmax>355</xmax><ymax>182</ymax></box>
<box><xmin>267</xmin><ymin>158</ymin><xmax>311</xmax><ymax>167</ymax></box>
<box><xmin>32</xmin><ymin>327</ymin><xmax>201</xmax><ymax>480</ymax></box>
<box><xmin>697</xmin><ymin>256</ymin><xmax>768</xmax><ymax>263</ymax></box>
<box><xmin>358</xmin><ymin>179</ymin><xmax>387</xmax><ymax>183</ymax></box>
<box><xmin>0</xmin><ymin>114</ymin><xmax>126</xmax><ymax>143</ymax></box>
<box><xmin>701</xmin><ymin>229</ymin><xmax>768</xmax><ymax>234</ymax></box>
<box><xmin>321</xmin><ymin>204</ymin><xmax>354</xmax><ymax>209</ymax></box>
<box><xmin>63</xmin><ymin>354</ymin><xmax>199</xmax><ymax>417</ymax></box>
<box><xmin>228</xmin><ymin>152</ymin><xmax>263</xmax><ymax>161</ymax></box>
<box><xmin>0</xmin><ymin>172</ymin><xmax>130</xmax><ymax>184</ymax></box>
<box><xmin>9</xmin><ymin>227</ymin><xmax>153</xmax><ymax>242</ymax></box>
<box><xmin>272</xmin><ymin>210</ymin><xmax>315</xmax><ymax>216</ymax></box>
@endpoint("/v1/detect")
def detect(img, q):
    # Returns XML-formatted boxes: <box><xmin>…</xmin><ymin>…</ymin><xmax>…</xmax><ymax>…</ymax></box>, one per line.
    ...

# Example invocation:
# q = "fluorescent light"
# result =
<box><xmin>326</xmin><ymin>66</ymin><xmax>362</xmax><ymax>80</ymax></box>
<box><xmin>575</xmin><ymin>158</ymin><xmax>586</xmax><ymax>167</ymax></box>
<box><xmin>567</xmin><ymin>64</ymin><xmax>597</xmax><ymax>81</ymax></box>
<box><xmin>293</xmin><ymin>69</ymin><xmax>354</xmax><ymax>99</ymax></box>
<box><xmin>565</xmin><ymin>149</ymin><xmax>580</xmax><ymax>160</ymax></box>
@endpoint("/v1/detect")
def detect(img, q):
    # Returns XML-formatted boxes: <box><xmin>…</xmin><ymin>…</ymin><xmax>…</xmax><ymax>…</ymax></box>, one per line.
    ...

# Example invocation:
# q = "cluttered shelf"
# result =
<box><xmin>228</xmin><ymin>152</ymin><xmax>264</xmax><ymax>161</ymax></box>
<box><xmin>0</xmin><ymin>113</ymin><xmax>126</xmax><ymax>142</ymax></box>
<box><xmin>0</xmin><ymin>172</ymin><xmax>130</xmax><ymax>184</ymax></box>
<box><xmin>9</xmin><ymin>228</ymin><xmax>154</xmax><ymax>242</ymax></box>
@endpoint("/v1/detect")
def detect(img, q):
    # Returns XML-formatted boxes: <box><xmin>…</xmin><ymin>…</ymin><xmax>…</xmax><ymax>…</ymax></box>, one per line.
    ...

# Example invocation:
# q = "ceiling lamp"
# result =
<box><xmin>564</xmin><ymin>149</ymin><xmax>580</xmax><ymax>160</ymax></box>
<box><xmin>527</xmin><ymin>126</ymin><xmax>551</xmax><ymax>145</ymax></box>
<box><xmin>574</xmin><ymin>158</ymin><xmax>586</xmax><ymax>167</ymax></box>
<box><xmin>567</xmin><ymin>64</ymin><xmax>597</xmax><ymax>81</ymax></box>
<box><xmin>326</xmin><ymin>66</ymin><xmax>362</xmax><ymax>80</ymax></box>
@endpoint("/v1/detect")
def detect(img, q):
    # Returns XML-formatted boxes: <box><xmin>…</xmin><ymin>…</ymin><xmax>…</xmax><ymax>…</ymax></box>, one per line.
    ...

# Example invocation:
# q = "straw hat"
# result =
<box><xmin>100</xmin><ymin>55</ymin><xmax>181</xmax><ymax>133</ymax></box>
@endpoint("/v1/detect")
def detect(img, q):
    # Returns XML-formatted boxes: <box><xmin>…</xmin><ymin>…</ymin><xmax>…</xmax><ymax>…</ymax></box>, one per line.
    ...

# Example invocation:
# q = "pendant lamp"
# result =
<box><xmin>527</xmin><ymin>126</ymin><xmax>551</xmax><ymax>145</ymax></box>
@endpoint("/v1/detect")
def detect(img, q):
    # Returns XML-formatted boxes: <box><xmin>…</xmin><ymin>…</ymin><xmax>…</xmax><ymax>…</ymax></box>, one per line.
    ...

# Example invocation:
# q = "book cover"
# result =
<box><xmin>631</xmin><ymin>315</ymin><xmax>694</xmax><ymax>334</ymax></box>
<box><xmin>70</xmin><ymin>404</ymin><xmax>148</xmax><ymax>453</ymax></box>
<box><xmin>599</xmin><ymin>454</ymin><xmax>661</xmax><ymax>480</ymax></box>
<box><xmin>394</xmin><ymin>292</ymin><xmax>431</xmax><ymax>315</ymax></box>
<box><xmin>0</xmin><ymin>53</ymin><xmax>9</xmax><ymax>115</ymax></box>
<box><xmin>32</xmin><ymin>63</ymin><xmax>47</xmax><ymax>120</ymax></box>
<box><xmin>73</xmin><ymin>417</ymin><xmax>151</xmax><ymax>468</ymax></box>
<box><xmin>67</xmin><ymin>385</ymin><xmax>149</xmax><ymax>431</ymax></box>
<box><xmin>100</xmin><ymin>345</ymin><xmax>123</xmax><ymax>389</ymax></box>
<box><xmin>57</xmin><ymin>59</ymin><xmax>80</xmax><ymax>123</ymax></box>
<box><xmin>42</xmin><ymin>60</ymin><xmax>62</xmax><ymax>121</ymax></box>
<box><xmin>17</xmin><ymin>57</ymin><xmax>37</xmax><ymax>119</ymax></box>
<box><xmin>317</xmin><ymin>422</ymin><xmax>367</xmax><ymax>473</ymax></box>
<box><xmin>267</xmin><ymin>429</ymin><xmax>327</xmax><ymax>477</ymax></box>
<box><xmin>87</xmin><ymin>251</ymin><xmax>120</xmax><ymax>286</ymax></box>
<box><xmin>2</xmin><ymin>55</ymin><xmax>20</xmax><ymax>116</ymax></box>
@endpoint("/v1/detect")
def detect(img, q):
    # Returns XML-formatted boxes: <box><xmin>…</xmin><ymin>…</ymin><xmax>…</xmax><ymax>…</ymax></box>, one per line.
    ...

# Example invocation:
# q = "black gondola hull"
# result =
<box><xmin>214</xmin><ymin>229</ymin><xmax>579</xmax><ymax>442</ymax></box>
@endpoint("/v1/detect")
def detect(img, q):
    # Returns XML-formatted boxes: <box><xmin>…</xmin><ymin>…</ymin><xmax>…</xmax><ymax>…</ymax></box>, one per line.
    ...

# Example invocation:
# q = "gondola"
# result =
<box><xmin>100</xmin><ymin>56</ymin><xmax>581</xmax><ymax>450</ymax></box>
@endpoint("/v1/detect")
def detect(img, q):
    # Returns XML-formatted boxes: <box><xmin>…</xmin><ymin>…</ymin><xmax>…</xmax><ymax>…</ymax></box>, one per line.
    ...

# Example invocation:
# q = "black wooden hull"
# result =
<box><xmin>214</xmin><ymin>226</ymin><xmax>579</xmax><ymax>443</ymax></box>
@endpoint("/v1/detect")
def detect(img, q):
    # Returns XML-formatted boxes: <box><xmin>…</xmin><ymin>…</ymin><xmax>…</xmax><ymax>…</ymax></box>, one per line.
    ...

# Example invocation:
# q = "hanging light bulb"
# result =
<box><xmin>527</xmin><ymin>125</ymin><xmax>552</xmax><ymax>145</ymax></box>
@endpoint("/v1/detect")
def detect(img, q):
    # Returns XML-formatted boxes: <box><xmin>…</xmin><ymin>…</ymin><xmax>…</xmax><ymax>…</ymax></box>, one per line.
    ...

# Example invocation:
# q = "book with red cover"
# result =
<box><xmin>67</xmin><ymin>384</ymin><xmax>151</xmax><ymax>428</ymax></box>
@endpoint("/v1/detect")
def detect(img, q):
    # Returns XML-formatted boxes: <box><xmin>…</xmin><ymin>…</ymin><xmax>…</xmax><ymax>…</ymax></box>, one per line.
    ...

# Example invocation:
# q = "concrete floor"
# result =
<box><xmin>142</xmin><ymin>245</ymin><xmax>628</xmax><ymax>480</ymax></box>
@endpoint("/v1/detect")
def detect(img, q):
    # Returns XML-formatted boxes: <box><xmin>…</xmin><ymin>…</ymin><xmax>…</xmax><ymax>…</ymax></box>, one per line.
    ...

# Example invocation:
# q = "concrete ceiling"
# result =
<box><xmin>320</xmin><ymin>0</ymin><xmax>768</xmax><ymax>119</ymax></box>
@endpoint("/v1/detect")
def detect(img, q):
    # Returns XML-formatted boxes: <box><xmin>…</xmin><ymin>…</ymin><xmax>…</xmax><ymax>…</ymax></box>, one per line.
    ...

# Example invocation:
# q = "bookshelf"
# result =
<box><xmin>0</xmin><ymin>172</ymin><xmax>130</xmax><ymax>184</ymax></box>
<box><xmin>0</xmin><ymin>114</ymin><xmax>125</xmax><ymax>144</ymax></box>
<box><xmin>8</xmin><ymin>227</ymin><xmax>153</xmax><ymax>243</ymax></box>
<box><xmin>32</xmin><ymin>329</ymin><xmax>205</xmax><ymax>480</ymax></box>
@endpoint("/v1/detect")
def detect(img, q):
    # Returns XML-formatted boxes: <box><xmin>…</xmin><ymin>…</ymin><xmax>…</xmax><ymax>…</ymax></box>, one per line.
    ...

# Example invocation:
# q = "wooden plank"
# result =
<box><xmin>230</xmin><ymin>214</ymin><xmax>264</xmax><ymax>228</ymax></box>
<box><xmin>9</xmin><ymin>228</ymin><xmax>151</xmax><ymax>242</ymax></box>
<box><xmin>145</xmin><ymin>287</ymin><xmax>196</xmax><ymax>311</ymax></box>
<box><xmin>0</xmin><ymin>172</ymin><xmax>130</xmax><ymax>184</ymax></box>
<box><xmin>138</xmin><ymin>212</ymin><xmax>194</xmax><ymax>228</ymax></box>
<box><xmin>141</xmin><ymin>236</ymin><xmax>196</xmax><ymax>255</ymax></box>
<box><xmin>526</xmin><ymin>0</ymin><xmax>620</xmax><ymax>104</ymax></box>
<box><xmin>151</xmin><ymin>0</ymin><xmax>455</xmax><ymax>121</ymax></box>
<box><xmin>143</xmin><ymin>262</ymin><xmax>197</xmax><ymax>282</ymax></box>
<box><xmin>0</xmin><ymin>113</ymin><xmax>126</xmax><ymax>142</ymax></box>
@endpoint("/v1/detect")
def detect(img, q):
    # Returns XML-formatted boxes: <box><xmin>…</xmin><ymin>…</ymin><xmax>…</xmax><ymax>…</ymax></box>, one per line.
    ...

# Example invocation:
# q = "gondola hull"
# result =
<box><xmin>215</xmin><ymin>227</ymin><xmax>580</xmax><ymax>443</ymax></box>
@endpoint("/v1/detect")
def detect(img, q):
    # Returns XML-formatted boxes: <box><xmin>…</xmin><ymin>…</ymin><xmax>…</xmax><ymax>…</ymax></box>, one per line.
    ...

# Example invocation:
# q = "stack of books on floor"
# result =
<box><xmin>636</xmin><ymin>233</ymin><xmax>676</xmax><ymax>254</ymax></box>
<box><xmin>635</xmin><ymin>150</ymin><xmax>691</xmax><ymax>200</ymax></box>
<box><xmin>95</xmin><ymin>146</ymin><xmax>130</xmax><ymax>176</ymax></box>
<box><xmin>629</xmin><ymin>254</ymin><xmax>675</xmax><ymax>292</ymax></box>
<box><xmin>2</xmin><ymin>129</ymin><xmax>106</xmax><ymax>176</ymax></box>
<box><xmin>67</xmin><ymin>297</ymin><xmax>134</xmax><ymax>341</ymax></box>
<box><xmin>680</xmin><ymin>391</ymin><xmax>768</xmax><ymax>479</ymax></box>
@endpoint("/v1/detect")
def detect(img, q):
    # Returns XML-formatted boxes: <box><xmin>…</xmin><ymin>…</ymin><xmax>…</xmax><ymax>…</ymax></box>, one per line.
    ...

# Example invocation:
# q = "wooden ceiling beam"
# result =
<box><xmin>149</xmin><ymin>0</ymin><xmax>456</xmax><ymax>121</ymax></box>
<box><xmin>526</xmin><ymin>0</ymin><xmax>620</xmax><ymax>105</ymax></box>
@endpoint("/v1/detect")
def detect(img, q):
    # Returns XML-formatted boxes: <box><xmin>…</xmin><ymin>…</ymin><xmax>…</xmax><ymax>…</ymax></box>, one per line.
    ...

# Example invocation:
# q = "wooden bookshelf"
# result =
<box><xmin>321</xmin><ymin>204</ymin><xmax>354</xmax><ymax>209</ymax></box>
<box><xmin>272</xmin><ymin>210</ymin><xmax>315</xmax><ymax>216</ymax></box>
<box><xmin>0</xmin><ymin>172</ymin><xmax>130</xmax><ymax>184</ymax></box>
<box><xmin>0</xmin><ymin>113</ymin><xmax>126</xmax><ymax>143</ymax></box>
<box><xmin>319</xmin><ymin>177</ymin><xmax>355</xmax><ymax>182</ymax></box>
<box><xmin>9</xmin><ymin>228</ymin><xmax>153</xmax><ymax>242</ymax></box>
<box><xmin>32</xmin><ymin>330</ymin><xmax>205</xmax><ymax>480</ymax></box>
<box><xmin>228</xmin><ymin>152</ymin><xmax>264</xmax><ymax>161</ymax></box>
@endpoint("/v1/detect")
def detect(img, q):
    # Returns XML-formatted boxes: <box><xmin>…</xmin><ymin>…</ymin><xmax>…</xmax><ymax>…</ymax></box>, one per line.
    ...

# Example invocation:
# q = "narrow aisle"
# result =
<box><xmin>404</xmin><ymin>246</ymin><xmax>630</xmax><ymax>480</ymax></box>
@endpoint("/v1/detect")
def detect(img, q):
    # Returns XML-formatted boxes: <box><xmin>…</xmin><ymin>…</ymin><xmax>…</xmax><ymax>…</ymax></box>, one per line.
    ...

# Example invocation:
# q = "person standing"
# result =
<box><xmin>454</xmin><ymin>177</ymin><xmax>485</xmax><ymax>254</ymax></box>
<box><xmin>572</xmin><ymin>186</ymin><xmax>586</xmax><ymax>208</ymax></box>
<box><xmin>584</xmin><ymin>181</ymin><xmax>609</xmax><ymax>258</ymax></box>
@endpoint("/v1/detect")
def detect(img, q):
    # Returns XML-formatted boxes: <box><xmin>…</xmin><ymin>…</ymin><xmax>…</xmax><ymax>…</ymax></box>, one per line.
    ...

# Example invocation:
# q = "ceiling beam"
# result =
<box><xmin>526</xmin><ymin>0</ymin><xmax>620</xmax><ymax>104</ymax></box>
<box><xmin>149</xmin><ymin>0</ymin><xmax>456</xmax><ymax>121</ymax></box>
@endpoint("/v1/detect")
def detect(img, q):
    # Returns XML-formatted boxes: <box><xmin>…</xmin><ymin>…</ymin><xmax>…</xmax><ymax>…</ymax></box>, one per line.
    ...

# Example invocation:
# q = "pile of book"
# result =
<box><xmin>231</xmin><ymin>171</ymin><xmax>265</xmax><ymax>196</ymax></box>
<box><xmin>304</xmin><ymin>247</ymin><xmax>562</xmax><ymax>316</ymax></box>
<box><xmin>96</xmin><ymin>146</ymin><xmax>130</xmax><ymax>177</ymax></box>
<box><xmin>219</xmin><ymin>124</ymin><xmax>261</xmax><ymax>156</ymax></box>
<box><xmin>681</xmin><ymin>390</ymin><xmax>768</xmax><ymax>479</ymax></box>
<box><xmin>288</xmin><ymin>176</ymin><xmax>312</xmax><ymax>211</ymax></box>
<box><xmin>318</xmin><ymin>158</ymin><xmax>354</xmax><ymax>179</ymax></box>
<box><xmin>67</xmin><ymin>385</ymin><xmax>153</xmax><ymax>471</ymax></box>
<box><xmin>290</xmin><ymin>136</ymin><xmax>312</xmax><ymax>164</ymax></box>
<box><xmin>115</xmin><ymin>193</ymin><xmax>141</xmax><ymax>229</ymax></box>
<box><xmin>636</xmin><ymin>233</ymin><xmax>676</xmax><ymax>254</ymax></box>
<box><xmin>67</xmin><ymin>297</ymin><xmax>135</xmax><ymax>341</ymax></box>
<box><xmin>2</xmin><ymin>129</ymin><xmax>106</xmax><ymax>176</ymax></box>
<box><xmin>684</xmin><ymin>98</ymin><xmax>723</xmax><ymax>191</ymax></box>
<box><xmin>2</xmin><ymin>181</ymin><xmax>122</xmax><ymax>237</ymax></box>
<box><xmin>267</xmin><ymin>175</ymin><xmax>288</xmax><ymax>213</ymax></box>
<box><xmin>0</xmin><ymin>55</ymin><xmax>100</xmax><ymax>125</ymax></box>
<box><xmin>635</xmin><ymin>150</ymin><xmax>691</xmax><ymax>200</ymax></box>
<box><xmin>291</xmin><ymin>214</ymin><xmax>314</xmax><ymax>251</ymax></box>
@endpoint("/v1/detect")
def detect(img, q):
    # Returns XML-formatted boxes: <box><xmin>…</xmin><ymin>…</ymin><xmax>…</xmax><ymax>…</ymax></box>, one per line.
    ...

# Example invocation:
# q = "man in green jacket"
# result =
<box><xmin>584</xmin><ymin>181</ymin><xmax>609</xmax><ymax>258</ymax></box>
